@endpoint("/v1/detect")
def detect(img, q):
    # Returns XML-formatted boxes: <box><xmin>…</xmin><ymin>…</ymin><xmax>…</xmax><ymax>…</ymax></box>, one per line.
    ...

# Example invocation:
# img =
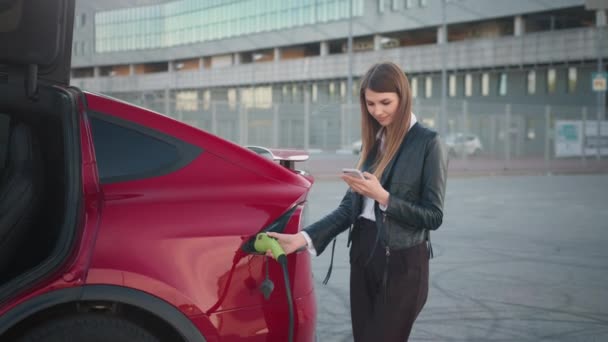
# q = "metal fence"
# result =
<box><xmin>123</xmin><ymin>94</ymin><xmax>606</xmax><ymax>163</ymax></box>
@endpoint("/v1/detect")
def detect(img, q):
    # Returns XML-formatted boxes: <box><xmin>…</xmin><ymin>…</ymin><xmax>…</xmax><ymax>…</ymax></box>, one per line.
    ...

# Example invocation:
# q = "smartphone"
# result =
<box><xmin>342</xmin><ymin>168</ymin><xmax>365</xmax><ymax>179</ymax></box>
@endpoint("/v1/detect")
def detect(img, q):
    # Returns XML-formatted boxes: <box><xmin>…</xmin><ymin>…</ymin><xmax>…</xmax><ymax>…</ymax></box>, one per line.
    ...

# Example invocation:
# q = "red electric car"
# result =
<box><xmin>0</xmin><ymin>1</ymin><xmax>316</xmax><ymax>341</ymax></box>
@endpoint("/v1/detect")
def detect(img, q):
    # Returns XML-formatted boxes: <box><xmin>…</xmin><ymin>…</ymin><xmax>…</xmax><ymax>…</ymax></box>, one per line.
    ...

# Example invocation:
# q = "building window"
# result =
<box><xmin>227</xmin><ymin>88</ymin><xmax>237</xmax><ymax>110</ymax></box>
<box><xmin>378</xmin><ymin>0</ymin><xmax>385</xmax><ymax>13</ymax></box>
<box><xmin>547</xmin><ymin>68</ymin><xmax>557</xmax><ymax>94</ymax></box>
<box><xmin>425</xmin><ymin>76</ymin><xmax>432</xmax><ymax>98</ymax></box>
<box><xmin>176</xmin><ymin>91</ymin><xmax>198</xmax><ymax>111</ymax></box>
<box><xmin>481</xmin><ymin>73</ymin><xmax>490</xmax><ymax>96</ymax></box>
<box><xmin>203</xmin><ymin>89</ymin><xmax>211</xmax><ymax>110</ymax></box>
<box><xmin>498</xmin><ymin>73</ymin><xmax>507</xmax><ymax>96</ymax></box>
<box><xmin>527</xmin><ymin>70</ymin><xmax>536</xmax><ymax>95</ymax></box>
<box><xmin>312</xmin><ymin>83</ymin><xmax>318</xmax><ymax>102</ymax></box>
<box><xmin>392</xmin><ymin>0</ymin><xmax>401</xmax><ymax>11</ymax></box>
<box><xmin>282</xmin><ymin>85</ymin><xmax>289</xmax><ymax>100</ymax></box>
<box><xmin>464</xmin><ymin>74</ymin><xmax>473</xmax><ymax>97</ymax></box>
<box><xmin>449</xmin><ymin>74</ymin><xmax>457</xmax><ymax>97</ymax></box>
<box><xmin>568</xmin><ymin>67</ymin><xmax>577</xmax><ymax>93</ymax></box>
<box><xmin>329</xmin><ymin>82</ymin><xmax>336</xmax><ymax>99</ymax></box>
<box><xmin>340</xmin><ymin>81</ymin><xmax>346</xmax><ymax>98</ymax></box>
<box><xmin>411</xmin><ymin>77</ymin><xmax>418</xmax><ymax>98</ymax></box>
<box><xmin>292</xmin><ymin>84</ymin><xmax>299</xmax><ymax>102</ymax></box>
<box><xmin>255</xmin><ymin>86</ymin><xmax>273</xmax><ymax>108</ymax></box>
<box><xmin>94</xmin><ymin>1</ymin><xmax>366</xmax><ymax>53</ymax></box>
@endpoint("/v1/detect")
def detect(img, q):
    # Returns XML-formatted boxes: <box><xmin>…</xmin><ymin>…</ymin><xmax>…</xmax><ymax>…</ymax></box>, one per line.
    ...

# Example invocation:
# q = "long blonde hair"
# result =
<box><xmin>356</xmin><ymin>62</ymin><xmax>412</xmax><ymax>179</ymax></box>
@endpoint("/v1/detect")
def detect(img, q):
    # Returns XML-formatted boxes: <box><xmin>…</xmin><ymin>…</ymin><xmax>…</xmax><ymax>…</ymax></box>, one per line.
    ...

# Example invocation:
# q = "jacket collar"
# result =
<box><xmin>380</xmin><ymin>121</ymin><xmax>421</xmax><ymax>185</ymax></box>
<box><xmin>361</xmin><ymin>113</ymin><xmax>419</xmax><ymax>176</ymax></box>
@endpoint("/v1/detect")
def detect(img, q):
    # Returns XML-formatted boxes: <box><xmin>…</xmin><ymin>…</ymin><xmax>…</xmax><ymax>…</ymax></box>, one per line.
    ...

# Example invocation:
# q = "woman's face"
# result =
<box><xmin>364</xmin><ymin>89</ymin><xmax>400</xmax><ymax>127</ymax></box>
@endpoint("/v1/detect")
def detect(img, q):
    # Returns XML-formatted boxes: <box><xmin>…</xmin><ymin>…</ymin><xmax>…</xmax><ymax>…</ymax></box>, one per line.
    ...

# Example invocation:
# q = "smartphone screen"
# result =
<box><xmin>342</xmin><ymin>168</ymin><xmax>364</xmax><ymax>179</ymax></box>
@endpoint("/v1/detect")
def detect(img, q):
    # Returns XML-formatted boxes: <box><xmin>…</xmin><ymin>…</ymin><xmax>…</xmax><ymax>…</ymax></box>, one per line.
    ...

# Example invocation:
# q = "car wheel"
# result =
<box><xmin>17</xmin><ymin>314</ymin><xmax>160</xmax><ymax>342</ymax></box>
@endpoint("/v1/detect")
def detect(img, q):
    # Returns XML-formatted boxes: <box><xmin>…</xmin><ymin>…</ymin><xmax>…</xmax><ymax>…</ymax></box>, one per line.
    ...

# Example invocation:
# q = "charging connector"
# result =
<box><xmin>253</xmin><ymin>233</ymin><xmax>294</xmax><ymax>342</ymax></box>
<box><xmin>254</xmin><ymin>233</ymin><xmax>286</xmax><ymax>261</ymax></box>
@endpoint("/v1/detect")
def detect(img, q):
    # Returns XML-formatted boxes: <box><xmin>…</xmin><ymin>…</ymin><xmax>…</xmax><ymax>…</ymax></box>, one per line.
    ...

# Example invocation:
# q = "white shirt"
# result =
<box><xmin>301</xmin><ymin>114</ymin><xmax>418</xmax><ymax>256</ymax></box>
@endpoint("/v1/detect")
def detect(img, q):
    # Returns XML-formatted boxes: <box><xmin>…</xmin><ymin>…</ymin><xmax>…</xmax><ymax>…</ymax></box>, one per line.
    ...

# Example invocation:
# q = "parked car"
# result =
<box><xmin>352</xmin><ymin>140</ymin><xmax>363</xmax><ymax>155</ymax></box>
<box><xmin>445</xmin><ymin>133</ymin><xmax>483</xmax><ymax>157</ymax></box>
<box><xmin>0</xmin><ymin>1</ymin><xmax>316</xmax><ymax>341</ymax></box>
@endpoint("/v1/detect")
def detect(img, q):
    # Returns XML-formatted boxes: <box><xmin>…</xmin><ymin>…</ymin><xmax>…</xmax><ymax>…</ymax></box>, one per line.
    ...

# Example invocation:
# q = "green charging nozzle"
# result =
<box><xmin>254</xmin><ymin>233</ymin><xmax>286</xmax><ymax>261</ymax></box>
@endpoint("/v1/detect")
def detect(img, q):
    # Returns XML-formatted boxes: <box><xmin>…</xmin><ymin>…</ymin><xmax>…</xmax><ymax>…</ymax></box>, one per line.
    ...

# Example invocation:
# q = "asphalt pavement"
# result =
<box><xmin>305</xmin><ymin>174</ymin><xmax>608</xmax><ymax>342</ymax></box>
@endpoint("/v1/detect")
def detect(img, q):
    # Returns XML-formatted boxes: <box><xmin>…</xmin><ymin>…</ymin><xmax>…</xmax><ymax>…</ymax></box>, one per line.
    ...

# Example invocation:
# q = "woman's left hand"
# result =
<box><xmin>341</xmin><ymin>172</ymin><xmax>390</xmax><ymax>206</ymax></box>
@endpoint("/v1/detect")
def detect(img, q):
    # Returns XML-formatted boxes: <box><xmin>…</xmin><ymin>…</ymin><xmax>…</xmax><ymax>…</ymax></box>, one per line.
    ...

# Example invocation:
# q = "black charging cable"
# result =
<box><xmin>277</xmin><ymin>254</ymin><xmax>294</xmax><ymax>342</ymax></box>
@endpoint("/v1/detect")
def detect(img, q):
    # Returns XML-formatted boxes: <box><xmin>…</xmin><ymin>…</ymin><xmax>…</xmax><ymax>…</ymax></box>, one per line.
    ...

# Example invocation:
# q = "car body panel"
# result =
<box><xmin>1</xmin><ymin>88</ymin><xmax>316</xmax><ymax>341</ymax></box>
<box><xmin>1</xmin><ymin>0</ymin><xmax>317</xmax><ymax>335</ymax></box>
<box><xmin>82</xmin><ymin>92</ymin><xmax>315</xmax><ymax>340</ymax></box>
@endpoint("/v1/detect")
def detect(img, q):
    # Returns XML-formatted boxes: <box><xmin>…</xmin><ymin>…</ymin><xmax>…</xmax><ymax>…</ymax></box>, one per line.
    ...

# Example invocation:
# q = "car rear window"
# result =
<box><xmin>89</xmin><ymin>113</ymin><xmax>201</xmax><ymax>184</ymax></box>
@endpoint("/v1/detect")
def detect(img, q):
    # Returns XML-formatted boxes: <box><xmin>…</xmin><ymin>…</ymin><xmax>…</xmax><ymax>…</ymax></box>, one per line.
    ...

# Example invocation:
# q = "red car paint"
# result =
<box><xmin>0</xmin><ymin>91</ymin><xmax>316</xmax><ymax>341</ymax></box>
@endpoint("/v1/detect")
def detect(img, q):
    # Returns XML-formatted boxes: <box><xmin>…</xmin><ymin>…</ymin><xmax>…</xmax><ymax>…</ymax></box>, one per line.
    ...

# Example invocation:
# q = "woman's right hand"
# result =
<box><xmin>265</xmin><ymin>232</ymin><xmax>307</xmax><ymax>256</ymax></box>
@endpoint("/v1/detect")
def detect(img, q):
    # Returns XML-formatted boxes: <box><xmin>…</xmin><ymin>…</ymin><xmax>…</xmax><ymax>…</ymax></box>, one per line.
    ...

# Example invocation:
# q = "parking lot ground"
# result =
<box><xmin>301</xmin><ymin>153</ymin><xmax>608</xmax><ymax>179</ymax></box>
<box><xmin>306</xmin><ymin>175</ymin><xmax>608</xmax><ymax>342</ymax></box>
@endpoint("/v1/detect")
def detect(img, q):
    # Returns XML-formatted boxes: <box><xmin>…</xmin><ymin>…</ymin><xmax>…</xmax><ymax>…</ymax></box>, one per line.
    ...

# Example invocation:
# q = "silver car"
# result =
<box><xmin>445</xmin><ymin>133</ymin><xmax>483</xmax><ymax>157</ymax></box>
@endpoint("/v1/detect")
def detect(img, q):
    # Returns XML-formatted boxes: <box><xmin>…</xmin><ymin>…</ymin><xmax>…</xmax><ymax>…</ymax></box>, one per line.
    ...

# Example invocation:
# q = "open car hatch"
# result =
<box><xmin>0</xmin><ymin>0</ymin><xmax>75</xmax><ymax>97</ymax></box>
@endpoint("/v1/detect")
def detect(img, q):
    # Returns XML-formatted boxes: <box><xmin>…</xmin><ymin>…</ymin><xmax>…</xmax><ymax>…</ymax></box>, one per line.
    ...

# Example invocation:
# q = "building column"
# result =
<box><xmin>233</xmin><ymin>53</ymin><xmax>242</xmax><ymax>65</ymax></box>
<box><xmin>436</xmin><ymin>25</ymin><xmax>447</xmax><ymax>44</ymax></box>
<box><xmin>129</xmin><ymin>64</ymin><xmax>135</xmax><ymax>75</ymax></box>
<box><xmin>274</xmin><ymin>47</ymin><xmax>281</xmax><ymax>61</ymax></box>
<box><xmin>514</xmin><ymin>15</ymin><xmax>525</xmax><ymax>36</ymax></box>
<box><xmin>320</xmin><ymin>41</ymin><xmax>329</xmax><ymax>56</ymax></box>
<box><xmin>373</xmin><ymin>34</ymin><xmax>383</xmax><ymax>51</ymax></box>
<box><xmin>93</xmin><ymin>67</ymin><xmax>100</xmax><ymax>78</ymax></box>
<box><xmin>168</xmin><ymin>62</ymin><xmax>174</xmax><ymax>72</ymax></box>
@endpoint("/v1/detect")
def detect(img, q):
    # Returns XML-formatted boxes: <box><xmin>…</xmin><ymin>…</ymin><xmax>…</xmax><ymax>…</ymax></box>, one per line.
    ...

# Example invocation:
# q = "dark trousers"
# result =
<box><xmin>349</xmin><ymin>218</ymin><xmax>429</xmax><ymax>342</ymax></box>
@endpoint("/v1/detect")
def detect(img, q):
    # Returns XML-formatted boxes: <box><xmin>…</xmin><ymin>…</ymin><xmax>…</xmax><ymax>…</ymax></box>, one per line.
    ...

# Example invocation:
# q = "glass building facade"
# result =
<box><xmin>95</xmin><ymin>0</ymin><xmax>364</xmax><ymax>53</ymax></box>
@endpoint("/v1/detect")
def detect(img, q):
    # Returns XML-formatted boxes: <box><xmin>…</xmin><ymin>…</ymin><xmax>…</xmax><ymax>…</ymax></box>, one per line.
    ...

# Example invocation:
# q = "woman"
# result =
<box><xmin>268</xmin><ymin>62</ymin><xmax>447</xmax><ymax>341</ymax></box>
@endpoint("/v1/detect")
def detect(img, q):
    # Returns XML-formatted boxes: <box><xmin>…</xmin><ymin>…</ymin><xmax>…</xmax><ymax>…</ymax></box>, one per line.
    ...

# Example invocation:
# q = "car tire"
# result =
<box><xmin>17</xmin><ymin>313</ymin><xmax>160</xmax><ymax>342</ymax></box>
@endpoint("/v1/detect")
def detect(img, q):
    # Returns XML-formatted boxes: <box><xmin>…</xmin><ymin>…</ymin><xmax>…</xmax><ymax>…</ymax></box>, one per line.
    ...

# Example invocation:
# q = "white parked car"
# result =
<box><xmin>445</xmin><ymin>133</ymin><xmax>483</xmax><ymax>157</ymax></box>
<box><xmin>352</xmin><ymin>140</ymin><xmax>363</xmax><ymax>155</ymax></box>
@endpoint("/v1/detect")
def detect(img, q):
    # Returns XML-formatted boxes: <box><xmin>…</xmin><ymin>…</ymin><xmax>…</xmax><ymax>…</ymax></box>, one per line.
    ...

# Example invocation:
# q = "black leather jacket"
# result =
<box><xmin>304</xmin><ymin>122</ymin><xmax>448</xmax><ymax>257</ymax></box>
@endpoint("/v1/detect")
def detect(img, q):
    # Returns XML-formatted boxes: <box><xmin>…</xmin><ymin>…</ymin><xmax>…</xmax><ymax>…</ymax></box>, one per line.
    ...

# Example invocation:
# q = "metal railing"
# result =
<box><xmin>125</xmin><ymin>95</ymin><xmax>607</xmax><ymax>166</ymax></box>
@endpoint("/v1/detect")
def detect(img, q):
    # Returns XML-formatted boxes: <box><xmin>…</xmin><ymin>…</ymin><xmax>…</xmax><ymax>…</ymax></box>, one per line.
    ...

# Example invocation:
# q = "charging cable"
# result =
<box><xmin>254</xmin><ymin>233</ymin><xmax>294</xmax><ymax>342</ymax></box>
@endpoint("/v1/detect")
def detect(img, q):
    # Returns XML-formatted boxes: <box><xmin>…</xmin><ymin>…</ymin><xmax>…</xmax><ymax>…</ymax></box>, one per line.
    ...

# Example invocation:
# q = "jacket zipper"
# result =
<box><xmin>382</xmin><ymin>212</ymin><xmax>390</xmax><ymax>303</ymax></box>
